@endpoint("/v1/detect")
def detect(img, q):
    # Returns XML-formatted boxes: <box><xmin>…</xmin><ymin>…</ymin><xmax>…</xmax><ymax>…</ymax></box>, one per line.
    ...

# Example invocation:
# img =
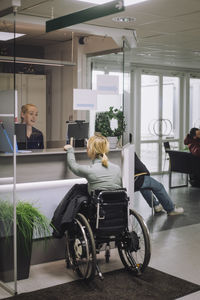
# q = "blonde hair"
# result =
<box><xmin>87</xmin><ymin>133</ymin><xmax>109</xmax><ymax>167</ymax></box>
<box><xmin>21</xmin><ymin>104</ymin><xmax>38</xmax><ymax>123</ymax></box>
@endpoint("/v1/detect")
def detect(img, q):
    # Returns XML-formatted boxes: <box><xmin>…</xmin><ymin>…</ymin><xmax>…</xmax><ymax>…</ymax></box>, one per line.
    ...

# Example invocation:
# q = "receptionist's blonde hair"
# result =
<box><xmin>87</xmin><ymin>133</ymin><xmax>109</xmax><ymax>167</ymax></box>
<box><xmin>20</xmin><ymin>103</ymin><xmax>38</xmax><ymax>123</ymax></box>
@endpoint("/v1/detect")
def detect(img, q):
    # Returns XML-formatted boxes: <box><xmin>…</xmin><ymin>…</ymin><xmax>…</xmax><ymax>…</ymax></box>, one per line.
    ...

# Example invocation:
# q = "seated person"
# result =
<box><xmin>184</xmin><ymin>127</ymin><xmax>200</xmax><ymax>186</ymax></box>
<box><xmin>20</xmin><ymin>104</ymin><xmax>44</xmax><ymax>149</ymax></box>
<box><xmin>135</xmin><ymin>153</ymin><xmax>184</xmax><ymax>216</ymax></box>
<box><xmin>184</xmin><ymin>127</ymin><xmax>200</xmax><ymax>157</ymax></box>
<box><xmin>64</xmin><ymin>133</ymin><xmax>122</xmax><ymax>194</ymax></box>
<box><xmin>51</xmin><ymin>134</ymin><xmax>122</xmax><ymax>237</ymax></box>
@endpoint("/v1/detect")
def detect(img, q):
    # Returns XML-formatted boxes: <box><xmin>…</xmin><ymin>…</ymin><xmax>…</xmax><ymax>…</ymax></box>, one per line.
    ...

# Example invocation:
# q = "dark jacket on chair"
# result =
<box><xmin>184</xmin><ymin>134</ymin><xmax>200</xmax><ymax>157</ymax></box>
<box><xmin>135</xmin><ymin>154</ymin><xmax>150</xmax><ymax>191</ymax></box>
<box><xmin>51</xmin><ymin>184</ymin><xmax>89</xmax><ymax>238</ymax></box>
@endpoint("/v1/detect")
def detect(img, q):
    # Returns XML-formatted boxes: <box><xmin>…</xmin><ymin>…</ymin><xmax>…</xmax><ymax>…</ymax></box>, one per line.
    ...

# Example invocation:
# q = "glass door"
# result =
<box><xmin>140</xmin><ymin>74</ymin><xmax>180</xmax><ymax>173</ymax></box>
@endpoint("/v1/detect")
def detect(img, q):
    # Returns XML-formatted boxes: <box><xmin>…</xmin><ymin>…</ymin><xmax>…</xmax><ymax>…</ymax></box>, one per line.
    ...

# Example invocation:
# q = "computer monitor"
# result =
<box><xmin>67</xmin><ymin>121</ymin><xmax>89</xmax><ymax>147</ymax></box>
<box><xmin>0</xmin><ymin>119</ymin><xmax>27</xmax><ymax>153</ymax></box>
<box><xmin>15</xmin><ymin>124</ymin><xmax>27</xmax><ymax>150</ymax></box>
<box><xmin>0</xmin><ymin>117</ymin><xmax>14</xmax><ymax>153</ymax></box>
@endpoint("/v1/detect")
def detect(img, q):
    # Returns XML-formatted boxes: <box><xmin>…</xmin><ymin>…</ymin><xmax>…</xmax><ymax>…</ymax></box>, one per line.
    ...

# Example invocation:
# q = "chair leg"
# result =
<box><xmin>150</xmin><ymin>191</ymin><xmax>154</xmax><ymax>234</ymax></box>
<box><xmin>162</xmin><ymin>153</ymin><xmax>167</xmax><ymax>174</ymax></box>
<box><xmin>151</xmin><ymin>191</ymin><xmax>154</xmax><ymax>217</ymax></box>
<box><xmin>105</xmin><ymin>243</ymin><xmax>110</xmax><ymax>263</ymax></box>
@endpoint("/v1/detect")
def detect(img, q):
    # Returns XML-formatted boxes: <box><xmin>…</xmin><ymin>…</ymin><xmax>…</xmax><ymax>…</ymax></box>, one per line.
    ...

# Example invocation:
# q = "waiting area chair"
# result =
<box><xmin>167</xmin><ymin>150</ymin><xmax>194</xmax><ymax>188</ymax></box>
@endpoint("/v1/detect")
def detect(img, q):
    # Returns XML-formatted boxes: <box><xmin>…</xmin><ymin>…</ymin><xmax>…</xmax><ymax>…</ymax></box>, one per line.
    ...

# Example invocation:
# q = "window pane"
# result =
<box><xmin>141</xmin><ymin>143</ymin><xmax>159</xmax><ymax>172</ymax></box>
<box><xmin>141</xmin><ymin>75</ymin><xmax>159</xmax><ymax>141</ymax></box>
<box><xmin>163</xmin><ymin>76</ymin><xmax>180</xmax><ymax>139</ymax></box>
<box><xmin>189</xmin><ymin>78</ymin><xmax>200</xmax><ymax>128</ymax></box>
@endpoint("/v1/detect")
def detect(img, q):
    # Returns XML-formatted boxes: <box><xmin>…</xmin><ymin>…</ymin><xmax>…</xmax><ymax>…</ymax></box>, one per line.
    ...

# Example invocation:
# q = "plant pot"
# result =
<box><xmin>0</xmin><ymin>224</ymin><xmax>32</xmax><ymax>282</ymax></box>
<box><xmin>107</xmin><ymin>136</ymin><xmax>118</xmax><ymax>149</ymax></box>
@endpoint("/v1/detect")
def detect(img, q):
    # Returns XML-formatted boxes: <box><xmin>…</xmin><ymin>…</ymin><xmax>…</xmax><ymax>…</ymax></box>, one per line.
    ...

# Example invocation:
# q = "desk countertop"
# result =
<box><xmin>0</xmin><ymin>147</ymin><xmax>122</xmax><ymax>157</ymax></box>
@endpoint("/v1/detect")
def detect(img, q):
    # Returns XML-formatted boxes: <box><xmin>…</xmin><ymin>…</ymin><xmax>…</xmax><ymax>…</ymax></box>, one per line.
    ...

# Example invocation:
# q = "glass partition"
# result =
<box><xmin>0</xmin><ymin>2</ymin><xmax>77</xmax><ymax>296</ymax></box>
<box><xmin>0</xmin><ymin>9</ymin><xmax>16</xmax><ymax>295</ymax></box>
<box><xmin>89</xmin><ymin>51</ymin><xmax>127</xmax><ymax>144</ymax></box>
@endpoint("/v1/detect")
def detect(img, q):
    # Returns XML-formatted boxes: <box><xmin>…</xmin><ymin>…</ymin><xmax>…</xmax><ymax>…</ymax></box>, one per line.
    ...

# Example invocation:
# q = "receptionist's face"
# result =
<box><xmin>22</xmin><ymin>106</ymin><xmax>38</xmax><ymax>127</ymax></box>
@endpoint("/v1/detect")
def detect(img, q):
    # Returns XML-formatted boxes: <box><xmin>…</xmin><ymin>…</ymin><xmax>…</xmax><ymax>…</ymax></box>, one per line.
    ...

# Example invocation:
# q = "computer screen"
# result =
<box><xmin>15</xmin><ymin>123</ymin><xmax>27</xmax><ymax>150</ymax></box>
<box><xmin>0</xmin><ymin>119</ymin><xmax>27</xmax><ymax>152</ymax></box>
<box><xmin>0</xmin><ymin>117</ymin><xmax>14</xmax><ymax>153</ymax></box>
<box><xmin>67</xmin><ymin>122</ymin><xmax>89</xmax><ymax>140</ymax></box>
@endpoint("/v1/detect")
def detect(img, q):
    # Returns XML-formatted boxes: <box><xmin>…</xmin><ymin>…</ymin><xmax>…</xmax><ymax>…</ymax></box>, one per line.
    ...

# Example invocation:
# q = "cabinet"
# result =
<box><xmin>0</xmin><ymin>73</ymin><xmax>46</xmax><ymax>146</ymax></box>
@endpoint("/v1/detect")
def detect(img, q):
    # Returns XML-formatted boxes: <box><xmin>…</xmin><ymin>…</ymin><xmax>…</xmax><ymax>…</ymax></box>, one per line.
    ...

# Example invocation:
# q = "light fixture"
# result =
<box><xmin>77</xmin><ymin>0</ymin><xmax>148</xmax><ymax>6</ymax></box>
<box><xmin>0</xmin><ymin>31</ymin><xmax>25</xmax><ymax>41</ymax></box>
<box><xmin>112</xmin><ymin>16</ymin><xmax>136</xmax><ymax>22</ymax></box>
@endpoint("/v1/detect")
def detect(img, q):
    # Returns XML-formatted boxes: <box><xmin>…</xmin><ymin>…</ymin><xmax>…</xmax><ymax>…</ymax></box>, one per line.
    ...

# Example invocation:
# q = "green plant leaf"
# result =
<box><xmin>95</xmin><ymin>106</ymin><xmax>126</xmax><ymax>138</ymax></box>
<box><xmin>0</xmin><ymin>200</ymin><xmax>52</xmax><ymax>254</ymax></box>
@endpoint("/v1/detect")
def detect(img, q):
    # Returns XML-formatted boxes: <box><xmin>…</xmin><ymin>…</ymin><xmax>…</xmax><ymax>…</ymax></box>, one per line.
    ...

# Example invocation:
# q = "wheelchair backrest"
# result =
<box><xmin>92</xmin><ymin>189</ymin><xmax>129</xmax><ymax>236</ymax></box>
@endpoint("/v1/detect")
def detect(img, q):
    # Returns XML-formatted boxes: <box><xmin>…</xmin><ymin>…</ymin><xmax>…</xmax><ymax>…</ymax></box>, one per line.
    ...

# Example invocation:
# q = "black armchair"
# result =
<box><xmin>167</xmin><ymin>150</ymin><xmax>198</xmax><ymax>188</ymax></box>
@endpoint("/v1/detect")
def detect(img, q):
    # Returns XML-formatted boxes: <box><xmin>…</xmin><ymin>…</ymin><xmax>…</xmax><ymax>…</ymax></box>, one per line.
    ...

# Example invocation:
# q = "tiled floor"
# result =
<box><xmin>1</xmin><ymin>174</ymin><xmax>200</xmax><ymax>299</ymax></box>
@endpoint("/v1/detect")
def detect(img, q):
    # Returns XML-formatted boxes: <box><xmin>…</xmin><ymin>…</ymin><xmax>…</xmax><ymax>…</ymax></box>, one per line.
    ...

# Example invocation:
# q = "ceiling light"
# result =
<box><xmin>112</xmin><ymin>16</ymin><xmax>136</xmax><ymax>22</ymax></box>
<box><xmin>0</xmin><ymin>31</ymin><xmax>25</xmax><ymax>41</ymax></box>
<box><xmin>77</xmin><ymin>0</ymin><xmax>148</xmax><ymax>7</ymax></box>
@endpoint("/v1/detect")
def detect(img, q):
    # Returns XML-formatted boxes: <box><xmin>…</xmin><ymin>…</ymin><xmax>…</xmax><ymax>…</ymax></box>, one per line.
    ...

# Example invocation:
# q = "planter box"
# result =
<box><xmin>107</xmin><ymin>136</ymin><xmax>118</xmax><ymax>149</ymax></box>
<box><xmin>0</xmin><ymin>225</ymin><xmax>32</xmax><ymax>282</ymax></box>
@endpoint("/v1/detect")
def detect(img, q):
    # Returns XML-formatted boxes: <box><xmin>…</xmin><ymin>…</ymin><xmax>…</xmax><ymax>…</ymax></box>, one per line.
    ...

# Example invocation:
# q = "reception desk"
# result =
<box><xmin>0</xmin><ymin>147</ymin><xmax>123</xmax><ymax>265</ymax></box>
<box><xmin>0</xmin><ymin>147</ymin><xmax>122</xmax><ymax>184</ymax></box>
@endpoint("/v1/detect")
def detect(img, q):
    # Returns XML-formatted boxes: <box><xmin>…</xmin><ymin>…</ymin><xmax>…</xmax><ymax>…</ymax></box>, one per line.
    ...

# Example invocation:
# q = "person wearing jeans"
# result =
<box><xmin>135</xmin><ymin>153</ymin><xmax>184</xmax><ymax>216</ymax></box>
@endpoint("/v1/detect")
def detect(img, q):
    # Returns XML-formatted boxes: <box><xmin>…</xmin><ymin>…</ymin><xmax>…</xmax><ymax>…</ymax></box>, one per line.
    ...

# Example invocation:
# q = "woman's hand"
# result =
<box><xmin>64</xmin><ymin>145</ymin><xmax>72</xmax><ymax>151</ymax></box>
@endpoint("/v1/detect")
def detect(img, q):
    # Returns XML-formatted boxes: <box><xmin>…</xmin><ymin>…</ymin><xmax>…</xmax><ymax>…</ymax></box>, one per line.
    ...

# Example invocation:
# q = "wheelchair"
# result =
<box><xmin>65</xmin><ymin>189</ymin><xmax>151</xmax><ymax>280</ymax></box>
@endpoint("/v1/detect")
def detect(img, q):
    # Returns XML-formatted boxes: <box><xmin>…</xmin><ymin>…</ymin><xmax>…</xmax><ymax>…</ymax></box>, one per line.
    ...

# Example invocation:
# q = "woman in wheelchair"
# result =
<box><xmin>52</xmin><ymin>134</ymin><xmax>151</xmax><ymax>280</ymax></box>
<box><xmin>64</xmin><ymin>133</ymin><xmax>122</xmax><ymax>193</ymax></box>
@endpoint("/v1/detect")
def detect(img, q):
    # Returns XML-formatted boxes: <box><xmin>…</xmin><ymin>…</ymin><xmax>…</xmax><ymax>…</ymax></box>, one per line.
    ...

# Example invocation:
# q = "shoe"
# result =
<box><xmin>168</xmin><ymin>206</ymin><xmax>184</xmax><ymax>216</ymax></box>
<box><xmin>154</xmin><ymin>204</ymin><xmax>163</xmax><ymax>213</ymax></box>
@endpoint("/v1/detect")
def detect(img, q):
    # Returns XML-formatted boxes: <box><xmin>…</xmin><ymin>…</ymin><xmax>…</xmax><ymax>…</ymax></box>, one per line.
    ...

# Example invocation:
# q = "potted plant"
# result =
<box><xmin>95</xmin><ymin>107</ymin><xmax>126</xmax><ymax>148</ymax></box>
<box><xmin>0</xmin><ymin>200</ymin><xmax>51</xmax><ymax>282</ymax></box>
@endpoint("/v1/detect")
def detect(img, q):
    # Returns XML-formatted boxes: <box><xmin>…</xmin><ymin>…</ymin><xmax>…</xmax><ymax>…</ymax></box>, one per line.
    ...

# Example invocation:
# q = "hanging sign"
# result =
<box><xmin>46</xmin><ymin>0</ymin><xmax>124</xmax><ymax>33</ymax></box>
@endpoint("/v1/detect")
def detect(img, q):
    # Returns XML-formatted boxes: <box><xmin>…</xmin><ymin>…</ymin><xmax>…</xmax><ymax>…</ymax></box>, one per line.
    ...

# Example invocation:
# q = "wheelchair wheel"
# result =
<box><xmin>118</xmin><ymin>209</ymin><xmax>151</xmax><ymax>274</ymax></box>
<box><xmin>67</xmin><ymin>213</ymin><xmax>96</xmax><ymax>280</ymax></box>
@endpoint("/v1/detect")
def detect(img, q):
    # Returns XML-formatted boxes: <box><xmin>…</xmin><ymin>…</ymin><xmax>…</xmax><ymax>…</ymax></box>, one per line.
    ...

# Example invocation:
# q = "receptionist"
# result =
<box><xmin>20</xmin><ymin>103</ymin><xmax>44</xmax><ymax>149</ymax></box>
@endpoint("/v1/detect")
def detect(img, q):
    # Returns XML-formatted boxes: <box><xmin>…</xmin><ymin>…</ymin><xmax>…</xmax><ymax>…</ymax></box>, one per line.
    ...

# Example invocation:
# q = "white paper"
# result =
<box><xmin>97</xmin><ymin>74</ymin><xmax>119</xmax><ymax>95</ymax></box>
<box><xmin>73</xmin><ymin>89</ymin><xmax>97</xmax><ymax>110</ymax></box>
<box><xmin>96</xmin><ymin>94</ymin><xmax>122</xmax><ymax>112</ymax></box>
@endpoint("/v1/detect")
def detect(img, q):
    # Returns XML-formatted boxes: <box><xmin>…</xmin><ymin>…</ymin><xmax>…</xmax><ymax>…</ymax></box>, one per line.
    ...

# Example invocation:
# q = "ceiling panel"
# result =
<box><xmin>133</xmin><ymin>0</ymin><xmax>200</xmax><ymax>18</ymax></box>
<box><xmin>1</xmin><ymin>0</ymin><xmax>200</xmax><ymax>68</ymax></box>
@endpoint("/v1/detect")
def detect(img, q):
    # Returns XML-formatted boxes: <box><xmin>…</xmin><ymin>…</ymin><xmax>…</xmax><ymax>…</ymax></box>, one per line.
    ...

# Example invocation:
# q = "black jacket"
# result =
<box><xmin>135</xmin><ymin>153</ymin><xmax>150</xmax><ymax>191</ymax></box>
<box><xmin>51</xmin><ymin>184</ymin><xmax>89</xmax><ymax>238</ymax></box>
<box><xmin>27</xmin><ymin>127</ymin><xmax>44</xmax><ymax>149</ymax></box>
<box><xmin>18</xmin><ymin>127</ymin><xmax>44</xmax><ymax>150</ymax></box>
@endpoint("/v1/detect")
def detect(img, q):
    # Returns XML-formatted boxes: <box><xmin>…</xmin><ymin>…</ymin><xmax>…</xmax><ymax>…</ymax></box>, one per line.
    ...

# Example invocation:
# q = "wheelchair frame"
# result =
<box><xmin>65</xmin><ymin>189</ymin><xmax>151</xmax><ymax>280</ymax></box>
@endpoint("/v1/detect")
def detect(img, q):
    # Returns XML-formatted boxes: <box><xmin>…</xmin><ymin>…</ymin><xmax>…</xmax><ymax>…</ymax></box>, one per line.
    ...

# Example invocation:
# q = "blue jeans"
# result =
<box><xmin>140</xmin><ymin>176</ymin><xmax>174</xmax><ymax>213</ymax></box>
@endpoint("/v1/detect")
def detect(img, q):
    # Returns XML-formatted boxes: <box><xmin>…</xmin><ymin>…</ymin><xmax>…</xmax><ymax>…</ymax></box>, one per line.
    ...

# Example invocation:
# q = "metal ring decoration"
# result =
<box><xmin>148</xmin><ymin>118</ymin><xmax>172</xmax><ymax>137</ymax></box>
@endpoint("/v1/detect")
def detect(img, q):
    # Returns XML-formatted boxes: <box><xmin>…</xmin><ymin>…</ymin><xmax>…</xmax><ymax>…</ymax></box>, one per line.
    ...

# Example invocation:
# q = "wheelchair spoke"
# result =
<box><xmin>66</xmin><ymin>213</ymin><xmax>96</xmax><ymax>280</ymax></box>
<box><xmin>118</xmin><ymin>209</ymin><xmax>151</xmax><ymax>274</ymax></box>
